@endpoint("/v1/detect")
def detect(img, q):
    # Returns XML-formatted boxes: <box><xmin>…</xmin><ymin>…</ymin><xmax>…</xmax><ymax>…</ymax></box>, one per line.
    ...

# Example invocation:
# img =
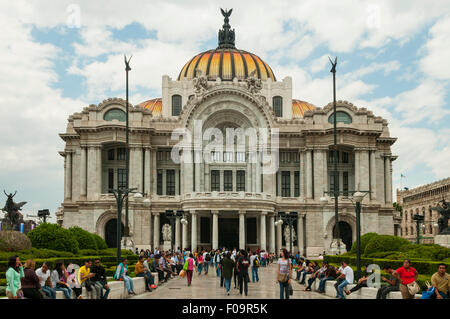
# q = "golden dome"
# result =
<box><xmin>140</xmin><ymin>98</ymin><xmax>162</xmax><ymax>116</ymax></box>
<box><xmin>178</xmin><ymin>49</ymin><xmax>276</xmax><ymax>82</ymax></box>
<box><xmin>292</xmin><ymin>99</ymin><xmax>315</xmax><ymax>118</ymax></box>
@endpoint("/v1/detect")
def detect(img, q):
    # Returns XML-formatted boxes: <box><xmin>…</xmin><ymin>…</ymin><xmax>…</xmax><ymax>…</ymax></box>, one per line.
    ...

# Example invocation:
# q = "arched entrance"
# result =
<box><xmin>333</xmin><ymin>221</ymin><xmax>353</xmax><ymax>252</ymax></box>
<box><xmin>104</xmin><ymin>219</ymin><xmax>124</xmax><ymax>248</ymax></box>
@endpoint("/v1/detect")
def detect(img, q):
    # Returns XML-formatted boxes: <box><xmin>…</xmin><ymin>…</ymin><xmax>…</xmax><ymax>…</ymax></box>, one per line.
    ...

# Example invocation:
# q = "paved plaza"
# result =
<box><xmin>132</xmin><ymin>263</ymin><xmax>331</xmax><ymax>299</ymax></box>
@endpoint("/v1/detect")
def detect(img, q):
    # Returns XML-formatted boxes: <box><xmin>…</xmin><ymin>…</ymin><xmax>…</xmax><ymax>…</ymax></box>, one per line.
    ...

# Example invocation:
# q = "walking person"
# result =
<box><xmin>237</xmin><ymin>250</ymin><xmax>250</xmax><ymax>296</ymax></box>
<box><xmin>6</xmin><ymin>256</ymin><xmax>24</xmax><ymax>299</ymax></box>
<box><xmin>250</xmin><ymin>251</ymin><xmax>260</xmax><ymax>283</ymax></box>
<box><xmin>222</xmin><ymin>252</ymin><xmax>234</xmax><ymax>295</ymax></box>
<box><xmin>114</xmin><ymin>258</ymin><xmax>136</xmax><ymax>295</ymax></box>
<box><xmin>393</xmin><ymin>259</ymin><xmax>419</xmax><ymax>299</ymax></box>
<box><xmin>20</xmin><ymin>259</ymin><xmax>43</xmax><ymax>299</ymax></box>
<box><xmin>184</xmin><ymin>253</ymin><xmax>195</xmax><ymax>286</ymax></box>
<box><xmin>214</xmin><ymin>250</ymin><xmax>222</xmax><ymax>277</ymax></box>
<box><xmin>196</xmin><ymin>253</ymin><xmax>204</xmax><ymax>276</ymax></box>
<box><xmin>277</xmin><ymin>248</ymin><xmax>292</xmax><ymax>299</ymax></box>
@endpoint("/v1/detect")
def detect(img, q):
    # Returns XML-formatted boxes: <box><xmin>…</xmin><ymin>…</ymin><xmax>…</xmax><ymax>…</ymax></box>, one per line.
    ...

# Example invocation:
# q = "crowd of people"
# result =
<box><xmin>5</xmin><ymin>247</ymin><xmax>449</xmax><ymax>300</ymax></box>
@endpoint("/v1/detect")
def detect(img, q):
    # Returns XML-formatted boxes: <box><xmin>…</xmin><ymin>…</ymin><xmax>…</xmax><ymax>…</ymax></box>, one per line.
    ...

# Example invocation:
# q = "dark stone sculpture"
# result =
<box><xmin>218</xmin><ymin>8</ymin><xmax>236</xmax><ymax>49</ymax></box>
<box><xmin>431</xmin><ymin>199</ymin><xmax>450</xmax><ymax>235</ymax></box>
<box><xmin>2</xmin><ymin>191</ymin><xmax>26</xmax><ymax>231</ymax></box>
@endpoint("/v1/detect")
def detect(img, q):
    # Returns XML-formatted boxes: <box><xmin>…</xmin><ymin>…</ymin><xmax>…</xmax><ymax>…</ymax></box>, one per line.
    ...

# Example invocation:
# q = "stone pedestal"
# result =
<box><xmin>434</xmin><ymin>234</ymin><xmax>450</xmax><ymax>248</ymax></box>
<box><xmin>328</xmin><ymin>238</ymin><xmax>347</xmax><ymax>255</ymax></box>
<box><xmin>162</xmin><ymin>240</ymin><xmax>172</xmax><ymax>252</ymax></box>
<box><xmin>121</xmin><ymin>236</ymin><xmax>134</xmax><ymax>252</ymax></box>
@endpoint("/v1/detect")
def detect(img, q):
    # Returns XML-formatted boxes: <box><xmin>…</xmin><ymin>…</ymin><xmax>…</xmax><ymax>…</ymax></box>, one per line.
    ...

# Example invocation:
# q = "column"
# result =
<box><xmin>306</xmin><ymin>149</ymin><xmax>313</xmax><ymax>198</ymax></box>
<box><xmin>204</xmin><ymin>163</ymin><xmax>210</xmax><ymax>192</ymax></box>
<box><xmin>246</xmin><ymin>157</ymin><xmax>252</xmax><ymax>192</ymax></box>
<box><xmin>239</xmin><ymin>211</ymin><xmax>246</xmax><ymax>249</ymax></box>
<box><xmin>182</xmin><ymin>213</ymin><xmax>188</xmax><ymax>250</ymax></box>
<box><xmin>175</xmin><ymin>217</ymin><xmax>181</xmax><ymax>251</ymax></box>
<box><xmin>385</xmin><ymin>156</ymin><xmax>392</xmax><ymax>204</ymax></box>
<box><xmin>195</xmin><ymin>150</ymin><xmax>201</xmax><ymax>192</ymax></box>
<box><xmin>276</xmin><ymin>219</ymin><xmax>282</xmax><ymax>252</ymax></box>
<box><xmin>354</xmin><ymin>150</ymin><xmax>360</xmax><ymax>191</ymax></box>
<box><xmin>148</xmin><ymin>212</ymin><xmax>153</xmax><ymax>250</ymax></box>
<box><xmin>80</xmin><ymin>146</ymin><xmax>87</xmax><ymax>198</ymax></box>
<box><xmin>360</xmin><ymin>150</ymin><xmax>370</xmax><ymax>194</ymax></box>
<box><xmin>191</xmin><ymin>212</ymin><xmax>198</xmax><ymax>251</ymax></box>
<box><xmin>151</xmin><ymin>148</ymin><xmax>157</xmax><ymax>195</ymax></box>
<box><xmin>183</xmin><ymin>148</ymin><xmax>193</xmax><ymax>194</ymax></box>
<box><xmin>64</xmin><ymin>152</ymin><xmax>72</xmax><ymax>201</ymax></box>
<box><xmin>162</xmin><ymin>169</ymin><xmax>166</xmax><ymax>195</ymax></box>
<box><xmin>290</xmin><ymin>170</ymin><xmax>295</xmax><ymax>197</ymax></box>
<box><xmin>232</xmin><ymin>170</ymin><xmax>237</xmax><ymax>192</ymax></box>
<box><xmin>255</xmin><ymin>152</ymin><xmax>261</xmax><ymax>193</ymax></box>
<box><xmin>153</xmin><ymin>212</ymin><xmax>160</xmax><ymax>249</ymax></box>
<box><xmin>87</xmin><ymin>146</ymin><xmax>97</xmax><ymax>200</ymax></box>
<box><xmin>260</xmin><ymin>211</ymin><xmax>267</xmax><ymax>250</ymax></box>
<box><xmin>300</xmin><ymin>150</ymin><xmax>306</xmax><ymax>197</ymax></box>
<box><xmin>212</xmin><ymin>211</ymin><xmax>219</xmax><ymax>250</ymax></box>
<box><xmin>313</xmin><ymin>150</ymin><xmax>325</xmax><ymax>199</ymax></box>
<box><xmin>96</xmin><ymin>147</ymin><xmax>102</xmax><ymax>195</ymax></box>
<box><xmin>269</xmin><ymin>214</ymin><xmax>275</xmax><ymax>253</ymax></box>
<box><xmin>220</xmin><ymin>170</ymin><xmax>224</xmax><ymax>192</ymax></box>
<box><xmin>144</xmin><ymin>148</ymin><xmax>151</xmax><ymax>194</ymax></box>
<box><xmin>297</xmin><ymin>213</ymin><xmax>304</xmax><ymax>255</ymax></box>
<box><xmin>370</xmin><ymin>150</ymin><xmax>377</xmax><ymax>200</ymax></box>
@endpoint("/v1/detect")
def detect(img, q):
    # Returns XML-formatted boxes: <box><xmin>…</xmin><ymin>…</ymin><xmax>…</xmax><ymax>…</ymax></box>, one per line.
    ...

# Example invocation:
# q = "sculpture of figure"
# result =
<box><xmin>193</xmin><ymin>69</ymin><xmax>209</xmax><ymax>96</ymax></box>
<box><xmin>431</xmin><ymin>199</ymin><xmax>450</xmax><ymax>234</ymax></box>
<box><xmin>245</xmin><ymin>69</ymin><xmax>262</xmax><ymax>95</ymax></box>
<box><xmin>161</xmin><ymin>223</ymin><xmax>172</xmax><ymax>241</ymax></box>
<box><xmin>283</xmin><ymin>226</ymin><xmax>297</xmax><ymax>245</ymax></box>
<box><xmin>2</xmin><ymin>191</ymin><xmax>26</xmax><ymax>231</ymax></box>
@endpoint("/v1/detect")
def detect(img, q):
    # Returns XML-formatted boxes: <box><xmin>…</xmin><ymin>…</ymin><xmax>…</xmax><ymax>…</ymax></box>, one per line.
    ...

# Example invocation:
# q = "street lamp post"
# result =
<box><xmin>110</xmin><ymin>187</ymin><xmax>136</xmax><ymax>265</ymax></box>
<box><xmin>352</xmin><ymin>191</ymin><xmax>369</xmax><ymax>281</ymax></box>
<box><xmin>124</xmin><ymin>55</ymin><xmax>132</xmax><ymax>238</ymax></box>
<box><xmin>165</xmin><ymin>210</ymin><xmax>186</xmax><ymax>253</ymax></box>
<box><xmin>413</xmin><ymin>214</ymin><xmax>425</xmax><ymax>244</ymax></box>
<box><xmin>275</xmin><ymin>212</ymin><xmax>298</xmax><ymax>255</ymax></box>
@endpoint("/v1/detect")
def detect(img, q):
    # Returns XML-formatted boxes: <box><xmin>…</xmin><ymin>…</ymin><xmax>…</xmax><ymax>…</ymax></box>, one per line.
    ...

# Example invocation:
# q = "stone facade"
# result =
<box><xmin>397</xmin><ymin>177</ymin><xmax>450</xmax><ymax>243</ymax></box>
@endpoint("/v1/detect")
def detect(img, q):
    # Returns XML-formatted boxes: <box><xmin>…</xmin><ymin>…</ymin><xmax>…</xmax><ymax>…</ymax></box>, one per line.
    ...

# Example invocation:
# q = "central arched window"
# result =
<box><xmin>104</xmin><ymin>109</ymin><xmax>126</xmax><ymax>122</ymax></box>
<box><xmin>273</xmin><ymin>96</ymin><xmax>283</xmax><ymax>117</ymax></box>
<box><xmin>172</xmin><ymin>95</ymin><xmax>182</xmax><ymax>116</ymax></box>
<box><xmin>328</xmin><ymin>111</ymin><xmax>352</xmax><ymax>124</ymax></box>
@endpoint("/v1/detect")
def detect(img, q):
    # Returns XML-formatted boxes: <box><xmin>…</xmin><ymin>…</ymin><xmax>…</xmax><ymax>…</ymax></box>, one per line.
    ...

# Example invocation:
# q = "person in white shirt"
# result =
<box><xmin>249</xmin><ymin>252</ymin><xmax>259</xmax><ymax>282</ymax></box>
<box><xmin>35</xmin><ymin>262</ymin><xmax>56</xmax><ymax>299</ymax></box>
<box><xmin>335</xmin><ymin>261</ymin><xmax>354</xmax><ymax>299</ymax></box>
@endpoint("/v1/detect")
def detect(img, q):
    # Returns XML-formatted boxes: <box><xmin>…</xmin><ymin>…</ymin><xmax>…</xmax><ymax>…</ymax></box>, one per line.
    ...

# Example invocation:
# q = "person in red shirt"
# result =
<box><xmin>393</xmin><ymin>259</ymin><xmax>419</xmax><ymax>299</ymax></box>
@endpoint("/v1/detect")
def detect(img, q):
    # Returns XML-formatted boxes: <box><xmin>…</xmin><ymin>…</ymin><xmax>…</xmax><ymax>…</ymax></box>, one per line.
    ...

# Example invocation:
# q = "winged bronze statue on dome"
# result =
<box><xmin>2</xmin><ymin>191</ymin><xmax>27</xmax><ymax>231</ymax></box>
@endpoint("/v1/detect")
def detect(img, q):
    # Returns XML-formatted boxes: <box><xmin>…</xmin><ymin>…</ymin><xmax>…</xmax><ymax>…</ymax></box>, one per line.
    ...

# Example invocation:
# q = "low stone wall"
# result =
<box><xmin>301</xmin><ymin>274</ymin><xmax>422</xmax><ymax>299</ymax></box>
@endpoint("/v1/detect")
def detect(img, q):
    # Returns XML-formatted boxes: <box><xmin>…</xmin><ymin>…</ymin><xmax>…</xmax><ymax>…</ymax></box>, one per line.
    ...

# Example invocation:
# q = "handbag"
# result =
<box><xmin>289</xmin><ymin>284</ymin><xmax>293</xmax><ymax>296</ymax></box>
<box><xmin>421</xmin><ymin>287</ymin><xmax>435</xmax><ymax>299</ymax></box>
<box><xmin>407</xmin><ymin>281</ymin><xmax>420</xmax><ymax>295</ymax></box>
<box><xmin>179</xmin><ymin>270</ymin><xmax>186</xmax><ymax>278</ymax></box>
<box><xmin>183</xmin><ymin>260</ymin><xmax>189</xmax><ymax>271</ymax></box>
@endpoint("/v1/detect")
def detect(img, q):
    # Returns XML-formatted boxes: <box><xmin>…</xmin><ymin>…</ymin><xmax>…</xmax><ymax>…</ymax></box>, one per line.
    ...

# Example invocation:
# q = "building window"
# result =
<box><xmin>172</xmin><ymin>95</ymin><xmax>182</xmax><ymax>116</ymax></box>
<box><xmin>224</xmin><ymin>170</ymin><xmax>233</xmax><ymax>191</ymax></box>
<box><xmin>200</xmin><ymin>217</ymin><xmax>211</xmax><ymax>243</ymax></box>
<box><xmin>117</xmin><ymin>168</ymin><xmax>127</xmax><ymax>189</ymax></box>
<box><xmin>104</xmin><ymin>108</ymin><xmax>126</xmax><ymax>122</ymax></box>
<box><xmin>237</xmin><ymin>170</ymin><xmax>245</xmax><ymax>192</ymax></box>
<box><xmin>281</xmin><ymin>171</ymin><xmax>291</xmax><ymax>197</ymax></box>
<box><xmin>328</xmin><ymin>111</ymin><xmax>352</xmax><ymax>124</ymax></box>
<box><xmin>211</xmin><ymin>170</ymin><xmax>220</xmax><ymax>191</ymax></box>
<box><xmin>166</xmin><ymin>170</ymin><xmax>175</xmax><ymax>195</ymax></box>
<box><xmin>273</xmin><ymin>96</ymin><xmax>283</xmax><ymax>117</ymax></box>
<box><xmin>330</xmin><ymin>172</ymin><xmax>339</xmax><ymax>194</ymax></box>
<box><xmin>211</xmin><ymin>151</ymin><xmax>221</xmax><ymax>163</ymax></box>
<box><xmin>117</xmin><ymin>148</ymin><xmax>127</xmax><ymax>161</ymax></box>
<box><xmin>107</xmin><ymin>149</ymin><xmax>115</xmax><ymax>160</ymax></box>
<box><xmin>329</xmin><ymin>151</ymin><xmax>340</xmax><ymax>163</ymax></box>
<box><xmin>108</xmin><ymin>169</ymin><xmax>114</xmax><ymax>192</ymax></box>
<box><xmin>342</xmin><ymin>152</ymin><xmax>349</xmax><ymax>163</ymax></box>
<box><xmin>294</xmin><ymin>171</ymin><xmax>300</xmax><ymax>197</ymax></box>
<box><xmin>223</xmin><ymin>152</ymin><xmax>233</xmax><ymax>163</ymax></box>
<box><xmin>343</xmin><ymin>172</ymin><xmax>349</xmax><ymax>196</ymax></box>
<box><xmin>236</xmin><ymin>152</ymin><xmax>246</xmax><ymax>162</ymax></box>
<box><xmin>246</xmin><ymin>218</ymin><xmax>257</xmax><ymax>244</ymax></box>
<box><xmin>157</xmin><ymin>171</ymin><xmax>163</xmax><ymax>195</ymax></box>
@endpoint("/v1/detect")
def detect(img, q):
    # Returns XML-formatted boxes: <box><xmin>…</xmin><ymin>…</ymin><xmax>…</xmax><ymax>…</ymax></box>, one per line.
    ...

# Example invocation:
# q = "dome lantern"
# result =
<box><xmin>218</xmin><ymin>8</ymin><xmax>236</xmax><ymax>49</ymax></box>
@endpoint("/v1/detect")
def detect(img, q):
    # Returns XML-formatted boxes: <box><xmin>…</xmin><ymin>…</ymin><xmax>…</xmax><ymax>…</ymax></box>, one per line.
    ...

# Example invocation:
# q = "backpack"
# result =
<box><xmin>205</xmin><ymin>253</ymin><xmax>211</xmax><ymax>262</ymax></box>
<box><xmin>254</xmin><ymin>258</ymin><xmax>259</xmax><ymax>267</ymax></box>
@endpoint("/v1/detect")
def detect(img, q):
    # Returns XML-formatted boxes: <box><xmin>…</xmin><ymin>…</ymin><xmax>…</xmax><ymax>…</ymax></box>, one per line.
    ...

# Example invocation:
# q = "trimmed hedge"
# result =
<box><xmin>324</xmin><ymin>254</ymin><xmax>443</xmax><ymax>275</ymax></box>
<box><xmin>27</xmin><ymin>223</ymin><xmax>79</xmax><ymax>254</ymax></box>
<box><xmin>92</xmin><ymin>234</ymin><xmax>108</xmax><ymax>250</ymax></box>
<box><xmin>364</xmin><ymin>235</ymin><xmax>410</xmax><ymax>256</ymax></box>
<box><xmin>68</xmin><ymin>226</ymin><xmax>98</xmax><ymax>250</ymax></box>
<box><xmin>350</xmin><ymin>232</ymin><xmax>378</xmax><ymax>254</ymax></box>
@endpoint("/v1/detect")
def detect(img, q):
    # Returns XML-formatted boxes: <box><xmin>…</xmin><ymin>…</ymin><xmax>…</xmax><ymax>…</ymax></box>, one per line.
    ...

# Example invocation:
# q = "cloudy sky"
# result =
<box><xmin>0</xmin><ymin>0</ymin><xmax>449</xmax><ymax>218</ymax></box>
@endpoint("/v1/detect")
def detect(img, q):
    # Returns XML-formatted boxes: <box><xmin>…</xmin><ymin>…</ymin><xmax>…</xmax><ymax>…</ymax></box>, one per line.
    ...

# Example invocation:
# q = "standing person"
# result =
<box><xmin>36</xmin><ymin>262</ymin><xmax>56</xmax><ymax>299</ymax></box>
<box><xmin>214</xmin><ymin>250</ymin><xmax>222</xmax><ymax>277</ymax></box>
<box><xmin>67</xmin><ymin>263</ymin><xmax>83</xmax><ymax>299</ymax></box>
<box><xmin>232</xmin><ymin>251</ymin><xmax>239</xmax><ymax>289</ymax></box>
<box><xmin>376</xmin><ymin>265</ymin><xmax>400</xmax><ymax>299</ymax></box>
<box><xmin>430</xmin><ymin>263</ymin><xmax>449</xmax><ymax>299</ymax></box>
<box><xmin>222</xmin><ymin>252</ymin><xmax>234</xmax><ymax>295</ymax></box>
<box><xmin>51</xmin><ymin>261</ymin><xmax>72</xmax><ymax>299</ymax></box>
<box><xmin>249</xmin><ymin>251</ymin><xmax>260</xmax><ymax>283</ymax></box>
<box><xmin>335</xmin><ymin>261</ymin><xmax>354</xmax><ymax>300</ymax></box>
<box><xmin>135</xmin><ymin>256</ymin><xmax>153</xmax><ymax>292</ymax></box>
<box><xmin>260</xmin><ymin>250</ymin><xmax>266</xmax><ymax>267</ymax></box>
<box><xmin>20</xmin><ymin>259</ymin><xmax>43</xmax><ymax>299</ymax></box>
<box><xmin>79</xmin><ymin>259</ymin><xmax>98</xmax><ymax>298</ymax></box>
<box><xmin>91</xmin><ymin>258</ymin><xmax>111</xmax><ymax>299</ymax></box>
<box><xmin>196</xmin><ymin>253</ymin><xmax>204</xmax><ymax>276</ymax></box>
<box><xmin>203</xmin><ymin>250</ymin><xmax>211</xmax><ymax>275</ymax></box>
<box><xmin>276</xmin><ymin>248</ymin><xmax>292</xmax><ymax>299</ymax></box>
<box><xmin>6</xmin><ymin>256</ymin><xmax>24</xmax><ymax>299</ymax></box>
<box><xmin>184</xmin><ymin>253</ymin><xmax>195</xmax><ymax>286</ymax></box>
<box><xmin>393</xmin><ymin>259</ymin><xmax>419</xmax><ymax>299</ymax></box>
<box><xmin>237</xmin><ymin>249</ymin><xmax>250</xmax><ymax>296</ymax></box>
<box><xmin>114</xmin><ymin>258</ymin><xmax>136</xmax><ymax>295</ymax></box>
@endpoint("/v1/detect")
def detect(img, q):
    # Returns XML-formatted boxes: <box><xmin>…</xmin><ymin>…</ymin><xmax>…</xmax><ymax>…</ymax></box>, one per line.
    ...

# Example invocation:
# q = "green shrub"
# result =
<box><xmin>0</xmin><ymin>231</ymin><xmax>32</xmax><ymax>251</ymax></box>
<box><xmin>91</xmin><ymin>234</ymin><xmax>108</xmax><ymax>250</ymax></box>
<box><xmin>364</xmin><ymin>235</ymin><xmax>410</xmax><ymax>256</ymax></box>
<box><xmin>27</xmin><ymin>223</ymin><xmax>79</xmax><ymax>254</ymax></box>
<box><xmin>399</xmin><ymin>244</ymin><xmax>450</xmax><ymax>261</ymax></box>
<box><xmin>68</xmin><ymin>226</ymin><xmax>97</xmax><ymax>250</ymax></box>
<box><xmin>350</xmin><ymin>232</ymin><xmax>379</xmax><ymax>254</ymax></box>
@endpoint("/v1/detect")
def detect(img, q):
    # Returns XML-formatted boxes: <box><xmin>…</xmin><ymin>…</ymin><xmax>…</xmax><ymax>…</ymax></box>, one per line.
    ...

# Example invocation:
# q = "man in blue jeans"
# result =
<box><xmin>335</xmin><ymin>261</ymin><xmax>354</xmax><ymax>299</ymax></box>
<box><xmin>249</xmin><ymin>252</ymin><xmax>259</xmax><ymax>282</ymax></box>
<box><xmin>214</xmin><ymin>250</ymin><xmax>222</xmax><ymax>277</ymax></box>
<box><xmin>317</xmin><ymin>265</ymin><xmax>337</xmax><ymax>293</ymax></box>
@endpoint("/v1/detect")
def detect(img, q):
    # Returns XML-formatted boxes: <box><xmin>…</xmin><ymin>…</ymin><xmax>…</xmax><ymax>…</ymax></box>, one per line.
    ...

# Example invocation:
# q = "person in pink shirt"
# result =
<box><xmin>185</xmin><ymin>253</ymin><xmax>195</xmax><ymax>286</ymax></box>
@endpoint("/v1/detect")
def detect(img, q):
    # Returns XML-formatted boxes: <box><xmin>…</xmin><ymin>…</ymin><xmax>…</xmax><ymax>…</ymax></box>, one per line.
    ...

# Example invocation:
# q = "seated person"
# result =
<box><xmin>299</xmin><ymin>261</ymin><xmax>314</xmax><ymax>284</ymax></box>
<box><xmin>346</xmin><ymin>263</ymin><xmax>370</xmax><ymax>296</ymax></box>
<box><xmin>431</xmin><ymin>263</ymin><xmax>449</xmax><ymax>299</ymax></box>
<box><xmin>305</xmin><ymin>261</ymin><xmax>328</xmax><ymax>291</ymax></box>
<box><xmin>135</xmin><ymin>256</ymin><xmax>154</xmax><ymax>292</ymax></box>
<box><xmin>317</xmin><ymin>265</ymin><xmax>337</xmax><ymax>293</ymax></box>
<box><xmin>376</xmin><ymin>265</ymin><xmax>400</xmax><ymax>299</ymax></box>
<box><xmin>91</xmin><ymin>259</ymin><xmax>111</xmax><ymax>299</ymax></box>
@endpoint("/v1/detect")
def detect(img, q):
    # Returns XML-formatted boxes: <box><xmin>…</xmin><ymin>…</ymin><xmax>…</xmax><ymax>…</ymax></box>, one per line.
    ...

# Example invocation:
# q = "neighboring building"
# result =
<box><xmin>397</xmin><ymin>177</ymin><xmax>450</xmax><ymax>244</ymax></box>
<box><xmin>57</xmin><ymin>12</ymin><xmax>397</xmax><ymax>256</ymax></box>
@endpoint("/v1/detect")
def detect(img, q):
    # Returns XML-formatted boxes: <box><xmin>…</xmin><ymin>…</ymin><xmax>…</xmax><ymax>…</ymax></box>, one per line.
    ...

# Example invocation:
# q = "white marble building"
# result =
<box><xmin>57</xmin><ymin>13</ymin><xmax>397</xmax><ymax>256</ymax></box>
